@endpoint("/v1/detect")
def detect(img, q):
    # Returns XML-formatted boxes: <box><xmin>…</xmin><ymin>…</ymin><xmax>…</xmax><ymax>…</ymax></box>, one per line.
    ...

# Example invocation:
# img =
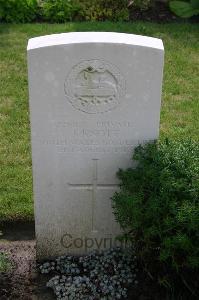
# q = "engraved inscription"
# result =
<box><xmin>35</xmin><ymin>120</ymin><xmax>137</xmax><ymax>154</ymax></box>
<box><xmin>65</xmin><ymin>59</ymin><xmax>125</xmax><ymax>114</ymax></box>
<box><xmin>57</xmin><ymin>145</ymin><xmax>133</xmax><ymax>154</ymax></box>
<box><xmin>53</xmin><ymin>121</ymin><xmax>134</xmax><ymax>129</ymax></box>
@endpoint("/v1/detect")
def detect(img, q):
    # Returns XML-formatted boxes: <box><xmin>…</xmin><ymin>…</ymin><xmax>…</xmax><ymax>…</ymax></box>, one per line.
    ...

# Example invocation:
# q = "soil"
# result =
<box><xmin>0</xmin><ymin>222</ymin><xmax>198</xmax><ymax>299</ymax></box>
<box><xmin>0</xmin><ymin>222</ymin><xmax>54</xmax><ymax>300</ymax></box>
<box><xmin>129</xmin><ymin>1</ymin><xmax>177</xmax><ymax>23</ymax></box>
<box><xmin>128</xmin><ymin>1</ymin><xmax>198</xmax><ymax>23</ymax></box>
<box><xmin>0</xmin><ymin>241</ymin><xmax>55</xmax><ymax>300</ymax></box>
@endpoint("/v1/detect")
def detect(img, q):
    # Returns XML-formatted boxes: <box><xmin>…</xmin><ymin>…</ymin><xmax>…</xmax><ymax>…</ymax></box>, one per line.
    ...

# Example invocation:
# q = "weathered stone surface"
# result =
<box><xmin>27</xmin><ymin>32</ymin><xmax>164</xmax><ymax>259</ymax></box>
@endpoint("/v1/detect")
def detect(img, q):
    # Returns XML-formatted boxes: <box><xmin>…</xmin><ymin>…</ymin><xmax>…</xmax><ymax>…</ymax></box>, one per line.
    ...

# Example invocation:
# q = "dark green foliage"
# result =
<box><xmin>0</xmin><ymin>0</ymin><xmax>130</xmax><ymax>23</ymax></box>
<box><xmin>112</xmin><ymin>139</ymin><xmax>199</xmax><ymax>275</ymax></box>
<box><xmin>169</xmin><ymin>0</ymin><xmax>199</xmax><ymax>18</ymax></box>
<box><xmin>41</xmin><ymin>0</ymin><xmax>81</xmax><ymax>22</ymax></box>
<box><xmin>4</xmin><ymin>0</ymin><xmax>195</xmax><ymax>23</ymax></box>
<box><xmin>0</xmin><ymin>0</ymin><xmax>38</xmax><ymax>23</ymax></box>
<box><xmin>76</xmin><ymin>0</ymin><xmax>129</xmax><ymax>21</ymax></box>
<box><xmin>41</xmin><ymin>0</ymin><xmax>129</xmax><ymax>22</ymax></box>
<box><xmin>40</xmin><ymin>0</ymin><xmax>129</xmax><ymax>22</ymax></box>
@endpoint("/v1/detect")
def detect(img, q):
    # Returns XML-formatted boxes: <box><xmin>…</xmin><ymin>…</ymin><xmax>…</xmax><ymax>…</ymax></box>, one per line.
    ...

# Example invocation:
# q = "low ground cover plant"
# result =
<box><xmin>112</xmin><ymin>139</ymin><xmax>199</xmax><ymax>295</ymax></box>
<box><xmin>39</xmin><ymin>248</ymin><xmax>137</xmax><ymax>299</ymax></box>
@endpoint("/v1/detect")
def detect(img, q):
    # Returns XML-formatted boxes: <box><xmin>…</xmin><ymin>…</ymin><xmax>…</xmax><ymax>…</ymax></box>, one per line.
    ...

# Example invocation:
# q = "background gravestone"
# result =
<box><xmin>27</xmin><ymin>32</ymin><xmax>164</xmax><ymax>259</ymax></box>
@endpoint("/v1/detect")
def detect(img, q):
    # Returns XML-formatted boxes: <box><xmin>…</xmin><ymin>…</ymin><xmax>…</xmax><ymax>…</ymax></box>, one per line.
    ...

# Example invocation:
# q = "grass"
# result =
<box><xmin>0</xmin><ymin>22</ymin><xmax>198</xmax><ymax>222</ymax></box>
<box><xmin>0</xmin><ymin>252</ymin><xmax>12</xmax><ymax>272</ymax></box>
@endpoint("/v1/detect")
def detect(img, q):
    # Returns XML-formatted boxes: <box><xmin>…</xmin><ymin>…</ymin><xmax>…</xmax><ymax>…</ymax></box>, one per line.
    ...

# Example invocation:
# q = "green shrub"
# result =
<box><xmin>0</xmin><ymin>0</ymin><xmax>38</xmax><ymax>23</ymax></box>
<box><xmin>0</xmin><ymin>0</ymin><xmax>129</xmax><ymax>23</ymax></box>
<box><xmin>76</xmin><ymin>0</ymin><xmax>129</xmax><ymax>21</ymax></box>
<box><xmin>40</xmin><ymin>0</ymin><xmax>81</xmax><ymax>22</ymax></box>
<box><xmin>169</xmin><ymin>0</ymin><xmax>199</xmax><ymax>18</ymax></box>
<box><xmin>112</xmin><ymin>139</ymin><xmax>199</xmax><ymax>286</ymax></box>
<box><xmin>0</xmin><ymin>0</ymin><xmax>160</xmax><ymax>23</ymax></box>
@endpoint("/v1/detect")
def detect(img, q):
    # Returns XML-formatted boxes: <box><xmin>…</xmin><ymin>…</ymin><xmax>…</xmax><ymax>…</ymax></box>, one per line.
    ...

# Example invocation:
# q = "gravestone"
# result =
<box><xmin>27</xmin><ymin>32</ymin><xmax>164</xmax><ymax>259</ymax></box>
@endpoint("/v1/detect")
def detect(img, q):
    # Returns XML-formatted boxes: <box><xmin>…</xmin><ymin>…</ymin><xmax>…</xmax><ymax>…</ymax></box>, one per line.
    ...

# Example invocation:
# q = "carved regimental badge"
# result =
<box><xmin>64</xmin><ymin>59</ymin><xmax>125</xmax><ymax>114</ymax></box>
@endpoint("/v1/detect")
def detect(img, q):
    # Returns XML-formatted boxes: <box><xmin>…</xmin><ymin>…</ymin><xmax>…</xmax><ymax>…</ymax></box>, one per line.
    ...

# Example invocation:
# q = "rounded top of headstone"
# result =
<box><xmin>27</xmin><ymin>32</ymin><xmax>164</xmax><ymax>51</ymax></box>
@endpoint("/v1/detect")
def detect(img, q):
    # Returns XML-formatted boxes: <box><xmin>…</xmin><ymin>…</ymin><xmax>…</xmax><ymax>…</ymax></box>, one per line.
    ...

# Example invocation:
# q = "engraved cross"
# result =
<box><xmin>68</xmin><ymin>159</ymin><xmax>118</xmax><ymax>232</ymax></box>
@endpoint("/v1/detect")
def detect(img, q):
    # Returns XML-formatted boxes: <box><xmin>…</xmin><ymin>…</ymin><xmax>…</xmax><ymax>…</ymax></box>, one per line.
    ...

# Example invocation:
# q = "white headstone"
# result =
<box><xmin>27</xmin><ymin>32</ymin><xmax>164</xmax><ymax>259</ymax></box>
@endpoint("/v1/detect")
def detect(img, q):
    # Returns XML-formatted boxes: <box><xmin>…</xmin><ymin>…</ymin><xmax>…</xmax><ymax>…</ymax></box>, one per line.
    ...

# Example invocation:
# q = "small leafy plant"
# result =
<box><xmin>112</xmin><ymin>139</ymin><xmax>199</xmax><ymax>291</ymax></box>
<box><xmin>169</xmin><ymin>0</ymin><xmax>199</xmax><ymax>18</ymax></box>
